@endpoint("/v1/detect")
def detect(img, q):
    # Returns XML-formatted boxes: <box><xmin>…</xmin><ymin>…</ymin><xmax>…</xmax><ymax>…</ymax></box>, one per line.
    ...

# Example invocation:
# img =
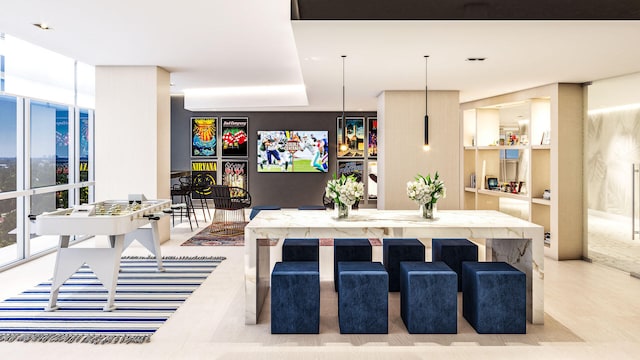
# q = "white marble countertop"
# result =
<box><xmin>246</xmin><ymin>209</ymin><xmax>542</xmax><ymax>239</ymax></box>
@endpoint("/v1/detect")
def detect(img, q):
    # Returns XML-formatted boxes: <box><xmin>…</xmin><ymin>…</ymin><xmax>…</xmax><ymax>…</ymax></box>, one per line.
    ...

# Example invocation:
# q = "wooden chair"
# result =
<box><xmin>209</xmin><ymin>185</ymin><xmax>252</xmax><ymax>236</ymax></box>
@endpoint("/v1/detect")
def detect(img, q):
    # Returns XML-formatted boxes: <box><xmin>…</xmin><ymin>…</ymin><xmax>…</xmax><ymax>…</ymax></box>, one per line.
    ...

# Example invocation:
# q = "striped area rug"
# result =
<box><xmin>0</xmin><ymin>256</ymin><xmax>225</xmax><ymax>344</ymax></box>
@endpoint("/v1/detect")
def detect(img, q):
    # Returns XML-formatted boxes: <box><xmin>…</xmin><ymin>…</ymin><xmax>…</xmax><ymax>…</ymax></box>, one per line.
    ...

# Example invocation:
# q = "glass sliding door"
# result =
<box><xmin>586</xmin><ymin>104</ymin><xmax>640</xmax><ymax>274</ymax></box>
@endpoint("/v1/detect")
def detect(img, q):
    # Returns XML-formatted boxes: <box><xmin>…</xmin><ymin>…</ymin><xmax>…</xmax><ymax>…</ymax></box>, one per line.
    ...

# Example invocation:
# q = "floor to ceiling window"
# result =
<box><xmin>0</xmin><ymin>33</ymin><xmax>95</xmax><ymax>269</ymax></box>
<box><xmin>0</xmin><ymin>95</ymin><xmax>17</xmax><ymax>264</ymax></box>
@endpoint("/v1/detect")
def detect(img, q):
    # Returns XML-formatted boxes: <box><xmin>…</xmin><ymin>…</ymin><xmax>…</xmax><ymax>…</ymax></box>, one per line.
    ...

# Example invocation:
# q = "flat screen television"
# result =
<box><xmin>257</xmin><ymin>130</ymin><xmax>328</xmax><ymax>173</ymax></box>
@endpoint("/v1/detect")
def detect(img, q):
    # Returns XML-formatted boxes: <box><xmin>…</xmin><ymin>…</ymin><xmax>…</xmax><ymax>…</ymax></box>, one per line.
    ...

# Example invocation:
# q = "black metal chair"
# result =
<box><xmin>191</xmin><ymin>173</ymin><xmax>212</xmax><ymax>221</ymax></box>
<box><xmin>171</xmin><ymin>176</ymin><xmax>199</xmax><ymax>230</ymax></box>
<box><xmin>209</xmin><ymin>185</ymin><xmax>252</xmax><ymax>236</ymax></box>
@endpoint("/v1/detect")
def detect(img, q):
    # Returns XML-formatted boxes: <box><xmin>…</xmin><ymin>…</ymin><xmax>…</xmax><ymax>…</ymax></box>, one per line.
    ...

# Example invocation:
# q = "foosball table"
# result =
<box><xmin>31</xmin><ymin>196</ymin><xmax>172</xmax><ymax>311</ymax></box>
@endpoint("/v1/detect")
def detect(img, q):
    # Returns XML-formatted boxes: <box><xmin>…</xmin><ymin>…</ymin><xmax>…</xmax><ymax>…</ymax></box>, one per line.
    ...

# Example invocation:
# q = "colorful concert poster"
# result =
<box><xmin>368</xmin><ymin>117</ymin><xmax>378</xmax><ymax>157</ymax></box>
<box><xmin>368</xmin><ymin>161</ymin><xmax>378</xmax><ymax>200</ymax></box>
<box><xmin>338</xmin><ymin>160</ymin><xmax>363</xmax><ymax>182</ymax></box>
<box><xmin>222</xmin><ymin>160</ymin><xmax>248</xmax><ymax>195</ymax></box>
<box><xmin>191</xmin><ymin>160</ymin><xmax>217</xmax><ymax>199</ymax></box>
<box><xmin>191</xmin><ymin>117</ymin><xmax>217</xmax><ymax>157</ymax></box>
<box><xmin>337</xmin><ymin>117</ymin><xmax>364</xmax><ymax>157</ymax></box>
<box><xmin>221</xmin><ymin>117</ymin><xmax>249</xmax><ymax>157</ymax></box>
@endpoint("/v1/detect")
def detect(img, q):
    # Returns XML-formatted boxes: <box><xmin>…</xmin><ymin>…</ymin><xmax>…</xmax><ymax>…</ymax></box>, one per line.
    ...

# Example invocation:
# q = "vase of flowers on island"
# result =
<box><xmin>406</xmin><ymin>172</ymin><xmax>446</xmax><ymax>219</ymax></box>
<box><xmin>325</xmin><ymin>174</ymin><xmax>364</xmax><ymax>219</ymax></box>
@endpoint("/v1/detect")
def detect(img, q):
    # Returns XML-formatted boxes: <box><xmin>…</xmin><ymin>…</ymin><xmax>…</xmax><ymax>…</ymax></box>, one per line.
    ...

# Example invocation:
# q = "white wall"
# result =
<box><xmin>95</xmin><ymin>66</ymin><xmax>171</xmax><ymax>240</ymax></box>
<box><xmin>377</xmin><ymin>90</ymin><xmax>460</xmax><ymax>210</ymax></box>
<box><xmin>588</xmin><ymin>71</ymin><xmax>640</xmax><ymax>110</ymax></box>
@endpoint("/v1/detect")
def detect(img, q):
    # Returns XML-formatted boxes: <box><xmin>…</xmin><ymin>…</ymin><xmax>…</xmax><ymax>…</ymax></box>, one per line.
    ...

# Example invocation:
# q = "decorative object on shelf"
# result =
<box><xmin>541</xmin><ymin>130</ymin><xmax>551</xmax><ymax>145</ymax></box>
<box><xmin>406</xmin><ymin>172</ymin><xmax>446</xmax><ymax>219</ymax></box>
<box><xmin>543</xmin><ymin>189</ymin><xmax>551</xmax><ymax>200</ymax></box>
<box><xmin>423</xmin><ymin>55</ymin><xmax>430</xmax><ymax>151</ymax></box>
<box><xmin>325</xmin><ymin>174</ymin><xmax>364</xmax><ymax>219</ymax></box>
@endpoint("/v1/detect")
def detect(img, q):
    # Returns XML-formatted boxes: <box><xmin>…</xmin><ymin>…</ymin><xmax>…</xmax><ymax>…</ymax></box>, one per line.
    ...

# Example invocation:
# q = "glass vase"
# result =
<box><xmin>422</xmin><ymin>203</ymin><xmax>436</xmax><ymax>219</ymax></box>
<box><xmin>336</xmin><ymin>203</ymin><xmax>349</xmax><ymax>219</ymax></box>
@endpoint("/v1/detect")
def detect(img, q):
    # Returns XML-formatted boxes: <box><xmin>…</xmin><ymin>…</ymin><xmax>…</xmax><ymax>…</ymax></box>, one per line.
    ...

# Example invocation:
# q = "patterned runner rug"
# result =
<box><xmin>0</xmin><ymin>256</ymin><xmax>225</xmax><ymax>344</ymax></box>
<box><xmin>181</xmin><ymin>226</ymin><xmax>246</xmax><ymax>246</ymax></box>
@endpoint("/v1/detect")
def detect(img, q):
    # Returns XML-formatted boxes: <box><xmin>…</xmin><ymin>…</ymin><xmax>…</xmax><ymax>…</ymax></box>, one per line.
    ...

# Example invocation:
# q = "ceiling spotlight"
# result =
<box><xmin>466</xmin><ymin>57</ymin><xmax>486</xmax><ymax>62</ymax></box>
<box><xmin>33</xmin><ymin>23</ymin><xmax>52</xmax><ymax>30</ymax></box>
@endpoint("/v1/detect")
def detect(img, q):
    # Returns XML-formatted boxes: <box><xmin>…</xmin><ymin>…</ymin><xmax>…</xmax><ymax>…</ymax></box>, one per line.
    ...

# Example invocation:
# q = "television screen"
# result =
<box><xmin>257</xmin><ymin>130</ymin><xmax>328</xmax><ymax>172</ymax></box>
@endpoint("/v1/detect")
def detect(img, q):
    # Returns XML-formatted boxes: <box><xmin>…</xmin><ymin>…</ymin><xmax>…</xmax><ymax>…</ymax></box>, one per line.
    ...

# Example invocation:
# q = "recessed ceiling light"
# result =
<box><xmin>33</xmin><ymin>23</ymin><xmax>52</xmax><ymax>30</ymax></box>
<box><xmin>466</xmin><ymin>57</ymin><xmax>486</xmax><ymax>62</ymax></box>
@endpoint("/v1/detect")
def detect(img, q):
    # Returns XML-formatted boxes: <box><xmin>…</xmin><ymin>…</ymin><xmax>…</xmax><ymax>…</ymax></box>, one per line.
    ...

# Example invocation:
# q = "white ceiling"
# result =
<box><xmin>1</xmin><ymin>1</ymin><xmax>640</xmax><ymax>111</ymax></box>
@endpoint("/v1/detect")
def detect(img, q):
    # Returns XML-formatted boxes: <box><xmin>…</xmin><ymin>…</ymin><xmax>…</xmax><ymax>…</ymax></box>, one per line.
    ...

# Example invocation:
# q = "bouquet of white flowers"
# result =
<box><xmin>406</xmin><ymin>172</ymin><xmax>446</xmax><ymax>206</ymax></box>
<box><xmin>325</xmin><ymin>174</ymin><xmax>364</xmax><ymax>207</ymax></box>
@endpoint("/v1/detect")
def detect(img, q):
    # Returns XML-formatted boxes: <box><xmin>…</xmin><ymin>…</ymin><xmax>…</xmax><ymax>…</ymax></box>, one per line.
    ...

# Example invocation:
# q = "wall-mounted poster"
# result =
<box><xmin>221</xmin><ymin>117</ymin><xmax>249</xmax><ymax>157</ymax></box>
<box><xmin>257</xmin><ymin>130</ymin><xmax>328</xmax><ymax>173</ymax></box>
<box><xmin>337</xmin><ymin>117</ymin><xmax>364</xmax><ymax>157</ymax></box>
<box><xmin>368</xmin><ymin>117</ymin><xmax>378</xmax><ymax>157</ymax></box>
<box><xmin>222</xmin><ymin>160</ymin><xmax>248</xmax><ymax>192</ymax></box>
<box><xmin>338</xmin><ymin>160</ymin><xmax>364</xmax><ymax>182</ymax></box>
<box><xmin>192</xmin><ymin>117</ymin><xmax>217</xmax><ymax>157</ymax></box>
<box><xmin>368</xmin><ymin>161</ymin><xmax>378</xmax><ymax>200</ymax></box>
<box><xmin>191</xmin><ymin>160</ymin><xmax>217</xmax><ymax>199</ymax></box>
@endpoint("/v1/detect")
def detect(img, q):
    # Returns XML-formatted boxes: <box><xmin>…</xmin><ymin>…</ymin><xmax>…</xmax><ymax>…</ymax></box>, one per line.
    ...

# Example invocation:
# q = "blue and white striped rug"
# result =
<box><xmin>0</xmin><ymin>256</ymin><xmax>225</xmax><ymax>344</ymax></box>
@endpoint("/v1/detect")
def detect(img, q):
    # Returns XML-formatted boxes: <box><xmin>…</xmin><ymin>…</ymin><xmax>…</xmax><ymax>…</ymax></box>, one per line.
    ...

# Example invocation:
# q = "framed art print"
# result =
<box><xmin>191</xmin><ymin>117</ymin><xmax>217</xmax><ymax>157</ymax></box>
<box><xmin>221</xmin><ymin>117</ymin><xmax>249</xmax><ymax>157</ymax></box>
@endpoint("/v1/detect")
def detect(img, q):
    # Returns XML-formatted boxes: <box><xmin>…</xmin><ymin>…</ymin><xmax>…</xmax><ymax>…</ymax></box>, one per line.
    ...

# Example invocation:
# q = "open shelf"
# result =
<box><xmin>531</xmin><ymin>198</ymin><xmax>551</xmax><ymax>206</ymax></box>
<box><xmin>477</xmin><ymin>189</ymin><xmax>529</xmax><ymax>201</ymax></box>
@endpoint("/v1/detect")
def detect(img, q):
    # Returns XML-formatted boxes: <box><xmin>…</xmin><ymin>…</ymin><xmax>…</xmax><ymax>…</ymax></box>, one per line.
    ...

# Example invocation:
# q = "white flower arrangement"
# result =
<box><xmin>325</xmin><ymin>174</ymin><xmax>364</xmax><ymax>207</ymax></box>
<box><xmin>406</xmin><ymin>172</ymin><xmax>446</xmax><ymax>206</ymax></box>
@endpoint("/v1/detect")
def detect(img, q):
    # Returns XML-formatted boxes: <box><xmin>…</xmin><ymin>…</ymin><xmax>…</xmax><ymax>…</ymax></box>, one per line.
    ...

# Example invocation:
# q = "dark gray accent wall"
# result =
<box><xmin>170</xmin><ymin>96</ymin><xmax>375</xmax><ymax>208</ymax></box>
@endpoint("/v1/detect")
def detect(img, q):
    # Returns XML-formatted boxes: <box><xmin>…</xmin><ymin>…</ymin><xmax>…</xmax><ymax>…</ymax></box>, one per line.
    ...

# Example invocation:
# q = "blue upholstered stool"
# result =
<box><xmin>249</xmin><ymin>205</ymin><xmax>281</xmax><ymax>220</ymax></box>
<box><xmin>337</xmin><ymin>261</ymin><xmax>388</xmax><ymax>334</ymax></box>
<box><xmin>432</xmin><ymin>238</ymin><xmax>478</xmax><ymax>291</ymax></box>
<box><xmin>383</xmin><ymin>238</ymin><xmax>425</xmax><ymax>292</ymax></box>
<box><xmin>333</xmin><ymin>238</ymin><xmax>372</xmax><ymax>291</ymax></box>
<box><xmin>462</xmin><ymin>261</ymin><xmax>526</xmax><ymax>334</ymax></box>
<box><xmin>270</xmin><ymin>261</ymin><xmax>320</xmax><ymax>334</ymax></box>
<box><xmin>298</xmin><ymin>205</ymin><xmax>326</xmax><ymax>210</ymax></box>
<box><xmin>400</xmin><ymin>261</ymin><xmax>457</xmax><ymax>334</ymax></box>
<box><xmin>282</xmin><ymin>238</ymin><xmax>319</xmax><ymax>262</ymax></box>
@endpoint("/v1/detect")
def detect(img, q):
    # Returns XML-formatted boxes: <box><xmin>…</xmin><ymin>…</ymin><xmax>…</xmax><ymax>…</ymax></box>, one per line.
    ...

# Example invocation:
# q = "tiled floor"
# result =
<box><xmin>1</xmin><ymin>217</ymin><xmax>640</xmax><ymax>359</ymax></box>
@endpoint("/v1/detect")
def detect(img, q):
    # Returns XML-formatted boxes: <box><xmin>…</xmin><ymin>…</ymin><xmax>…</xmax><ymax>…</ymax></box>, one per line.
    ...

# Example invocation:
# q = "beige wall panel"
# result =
<box><xmin>377</xmin><ymin>90</ymin><xmax>460</xmax><ymax>210</ymax></box>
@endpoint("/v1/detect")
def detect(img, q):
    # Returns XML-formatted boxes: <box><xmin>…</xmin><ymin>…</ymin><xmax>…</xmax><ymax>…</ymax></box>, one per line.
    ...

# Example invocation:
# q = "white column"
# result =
<box><xmin>377</xmin><ymin>90</ymin><xmax>461</xmax><ymax>210</ymax></box>
<box><xmin>95</xmin><ymin>66</ymin><xmax>171</xmax><ymax>241</ymax></box>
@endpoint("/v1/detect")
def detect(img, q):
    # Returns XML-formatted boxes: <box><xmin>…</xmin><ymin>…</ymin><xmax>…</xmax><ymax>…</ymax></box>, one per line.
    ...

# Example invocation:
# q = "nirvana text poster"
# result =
<box><xmin>221</xmin><ymin>117</ymin><xmax>249</xmax><ymax>157</ymax></box>
<box><xmin>191</xmin><ymin>160</ymin><xmax>217</xmax><ymax>199</ymax></box>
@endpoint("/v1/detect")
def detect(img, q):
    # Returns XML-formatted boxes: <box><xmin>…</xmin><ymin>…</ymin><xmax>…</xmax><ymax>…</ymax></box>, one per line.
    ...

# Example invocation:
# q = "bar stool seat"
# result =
<box><xmin>282</xmin><ymin>238</ymin><xmax>319</xmax><ymax>262</ymax></box>
<box><xmin>432</xmin><ymin>238</ymin><xmax>478</xmax><ymax>291</ymax></box>
<box><xmin>337</xmin><ymin>261</ymin><xmax>388</xmax><ymax>334</ymax></box>
<box><xmin>333</xmin><ymin>238</ymin><xmax>372</xmax><ymax>291</ymax></box>
<box><xmin>400</xmin><ymin>261</ymin><xmax>457</xmax><ymax>334</ymax></box>
<box><xmin>383</xmin><ymin>238</ymin><xmax>425</xmax><ymax>292</ymax></box>
<box><xmin>271</xmin><ymin>261</ymin><xmax>320</xmax><ymax>334</ymax></box>
<box><xmin>462</xmin><ymin>261</ymin><xmax>526</xmax><ymax>334</ymax></box>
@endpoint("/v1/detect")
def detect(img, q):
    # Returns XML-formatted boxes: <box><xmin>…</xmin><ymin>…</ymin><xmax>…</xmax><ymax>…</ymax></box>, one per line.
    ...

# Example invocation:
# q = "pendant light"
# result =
<box><xmin>339</xmin><ymin>55</ymin><xmax>348</xmax><ymax>152</ymax></box>
<box><xmin>423</xmin><ymin>55</ymin><xmax>430</xmax><ymax>151</ymax></box>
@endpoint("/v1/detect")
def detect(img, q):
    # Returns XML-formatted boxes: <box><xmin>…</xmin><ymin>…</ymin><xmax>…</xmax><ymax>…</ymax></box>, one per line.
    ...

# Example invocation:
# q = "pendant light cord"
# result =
<box><xmin>425</xmin><ymin>55</ymin><xmax>429</xmax><ymax>115</ymax></box>
<box><xmin>342</xmin><ymin>55</ymin><xmax>346</xmax><ymax>121</ymax></box>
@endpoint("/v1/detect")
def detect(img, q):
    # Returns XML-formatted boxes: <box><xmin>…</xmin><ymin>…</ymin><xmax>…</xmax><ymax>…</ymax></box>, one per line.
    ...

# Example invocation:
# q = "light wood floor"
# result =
<box><xmin>1</xmin><ymin>220</ymin><xmax>640</xmax><ymax>360</ymax></box>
